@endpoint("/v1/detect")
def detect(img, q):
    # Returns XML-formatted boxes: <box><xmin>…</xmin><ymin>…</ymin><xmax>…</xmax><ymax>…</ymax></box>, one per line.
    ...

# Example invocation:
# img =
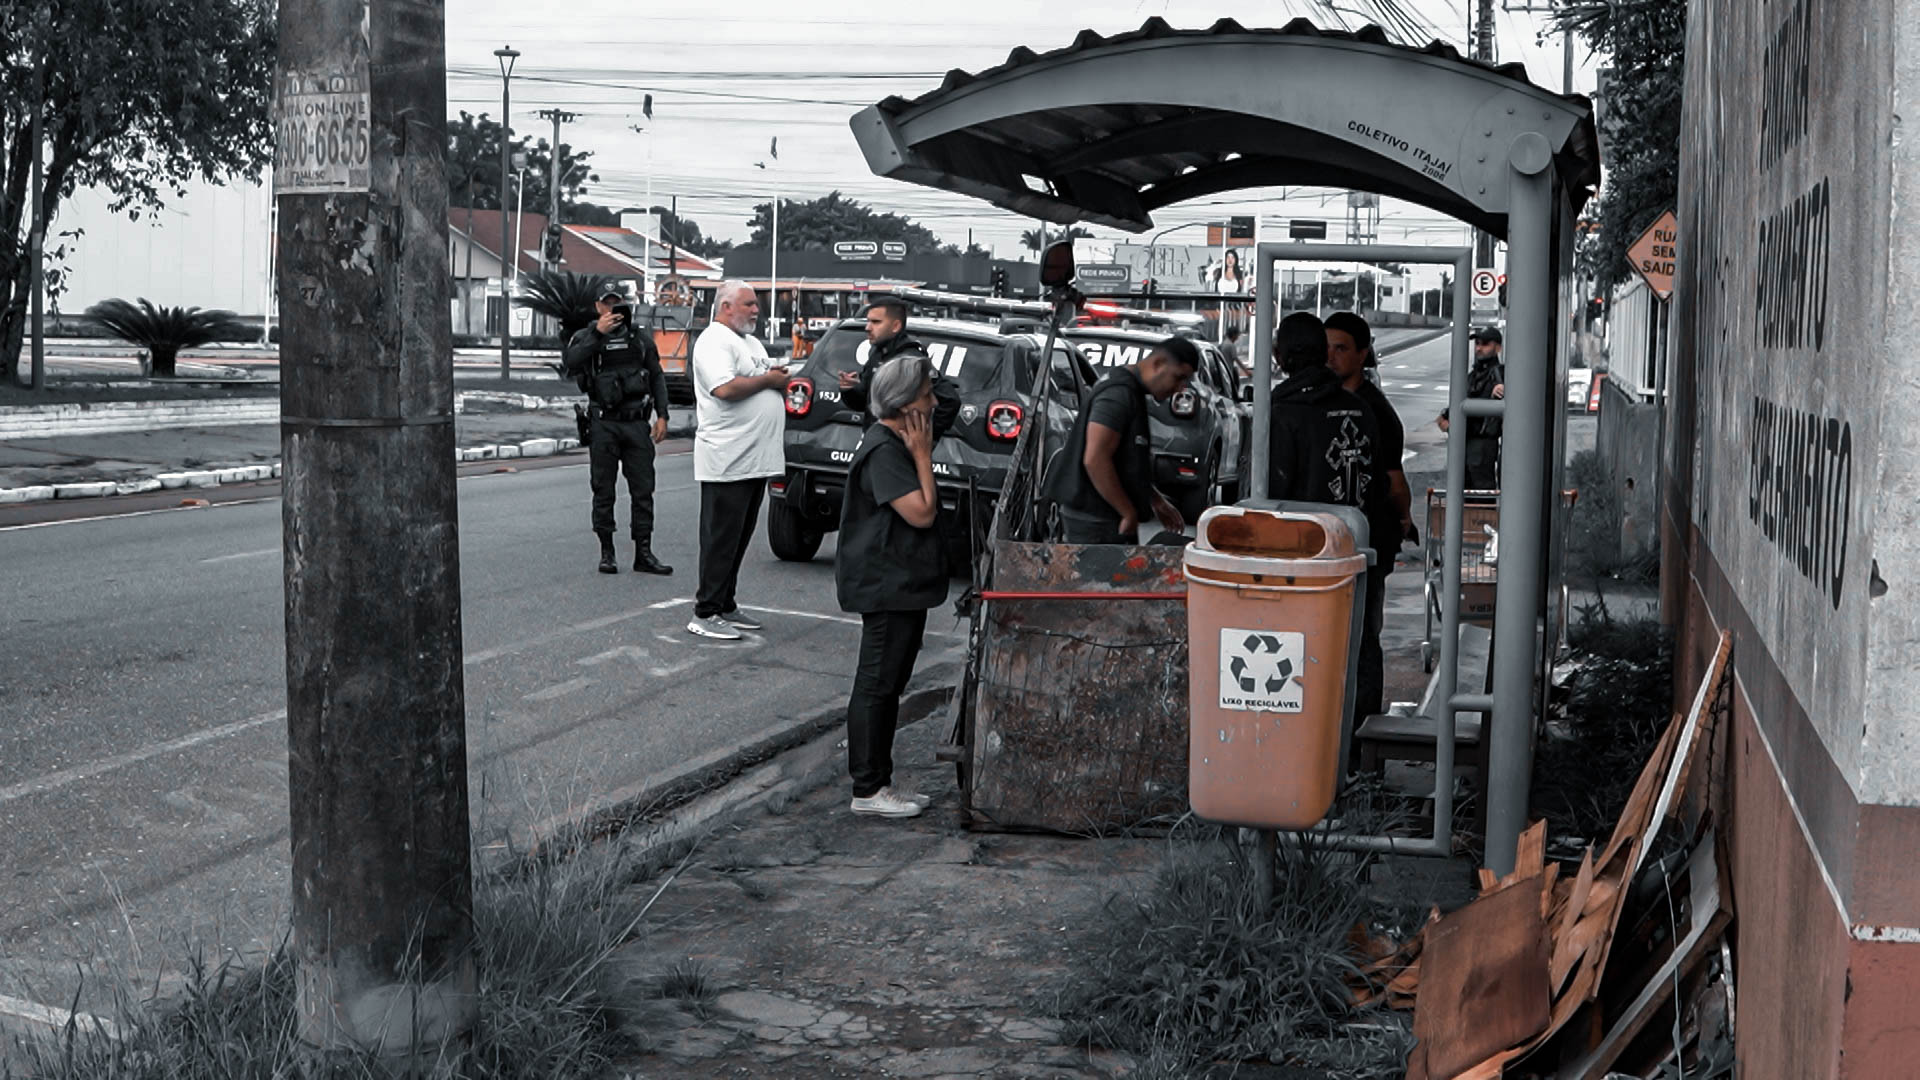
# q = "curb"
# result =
<box><xmin>0</xmin><ymin>438</ymin><xmax>586</xmax><ymax>505</ymax></box>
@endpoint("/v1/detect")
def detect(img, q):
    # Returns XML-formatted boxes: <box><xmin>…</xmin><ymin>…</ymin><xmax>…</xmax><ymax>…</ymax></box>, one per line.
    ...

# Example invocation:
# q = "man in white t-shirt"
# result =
<box><xmin>687</xmin><ymin>280</ymin><xmax>790</xmax><ymax>640</ymax></box>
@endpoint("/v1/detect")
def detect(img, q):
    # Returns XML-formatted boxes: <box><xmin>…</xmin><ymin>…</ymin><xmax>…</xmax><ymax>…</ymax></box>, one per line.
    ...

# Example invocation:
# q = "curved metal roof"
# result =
<box><xmin>852</xmin><ymin>18</ymin><xmax>1601</xmax><ymax>237</ymax></box>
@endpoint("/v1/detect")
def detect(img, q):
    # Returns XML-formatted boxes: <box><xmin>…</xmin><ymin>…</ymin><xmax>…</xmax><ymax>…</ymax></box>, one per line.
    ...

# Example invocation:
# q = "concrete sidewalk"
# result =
<box><xmin>602</xmin><ymin>560</ymin><xmax>1443</xmax><ymax>1080</ymax></box>
<box><xmin>609</xmin><ymin>710</ymin><xmax>1167</xmax><ymax>1080</ymax></box>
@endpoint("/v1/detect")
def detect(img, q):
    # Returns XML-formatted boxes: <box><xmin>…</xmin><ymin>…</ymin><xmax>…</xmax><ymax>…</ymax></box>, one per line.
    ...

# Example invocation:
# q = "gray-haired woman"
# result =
<box><xmin>835</xmin><ymin>353</ymin><xmax>947</xmax><ymax>819</ymax></box>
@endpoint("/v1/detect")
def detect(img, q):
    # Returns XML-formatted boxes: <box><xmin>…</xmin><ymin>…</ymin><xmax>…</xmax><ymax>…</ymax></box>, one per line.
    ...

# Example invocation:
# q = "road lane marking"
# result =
<box><xmin>1404</xmin><ymin>450</ymin><xmax>1419</xmax><ymax>462</ymax></box>
<box><xmin>577</xmin><ymin>645</ymin><xmax>650</xmax><ymax>666</ymax></box>
<box><xmin>0</xmin><ymin>709</ymin><xmax>286</xmax><ymax>805</ymax></box>
<box><xmin>649</xmin><ymin>657</ymin><xmax>701</xmax><ymax>678</ymax></box>
<box><xmin>0</xmin><ymin>498</ymin><xmax>279</xmax><ymax>532</ymax></box>
<box><xmin>1398</xmin><ymin>383</ymin><xmax>1423</xmax><ymax>390</ymax></box>
<box><xmin>198</xmin><ymin>547</ymin><xmax>279</xmax><ymax>564</ymax></box>
<box><xmin>648</xmin><ymin>597</ymin><xmax>857</xmax><ymax>627</ymax></box>
<box><xmin>523</xmin><ymin>677</ymin><xmax>595</xmax><ymax>702</ymax></box>
<box><xmin>465</xmin><ymin>607</ymin><xmax>658</xmax><ymax>664</ymax></box>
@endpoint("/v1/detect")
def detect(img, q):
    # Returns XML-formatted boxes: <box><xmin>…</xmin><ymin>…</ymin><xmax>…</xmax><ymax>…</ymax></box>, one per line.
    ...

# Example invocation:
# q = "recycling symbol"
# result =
<box><xmin>1229</xmin><ymin>633</ymin><xmax>1293</xmax><ymax>694</ymax></box>
<box><xmin>1218</xmin><ymin>627</ymin><xmax>1307</xmax><ymax>712</ymax></box>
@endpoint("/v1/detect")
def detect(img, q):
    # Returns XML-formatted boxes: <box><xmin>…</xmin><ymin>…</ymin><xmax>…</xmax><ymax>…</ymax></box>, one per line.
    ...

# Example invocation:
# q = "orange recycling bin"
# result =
<box><xmin>1185</xmin><ymin>504</ymin><xmax>1371</xmax><ymax>829</ymax></box>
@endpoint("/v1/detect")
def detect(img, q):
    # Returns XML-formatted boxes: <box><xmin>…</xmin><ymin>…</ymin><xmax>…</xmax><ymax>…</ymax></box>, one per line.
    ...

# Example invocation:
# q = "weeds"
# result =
<box><xmin>1533</xmin><ymin>597</ymin><xmax>1675</xmax><ymax>840</ymax></box>
<box><xmin>654</xmin><ymin>959</ymin><xmax>719</xmax><ymax>1019</ymax></box>
<box><xmin>4</xmin><ymin>841</ymin><xmax>673</xmax><ymax>1080</ymax></box>
<box><xmin>1564</xmin><ymin>450</ymin><xmax>1659</xmax><ymax>584</ymax></box>
<box><xmin>1052</xmin><ymin>834</ymin><xmax>1412</xmax><ymax>1078</ymax></box>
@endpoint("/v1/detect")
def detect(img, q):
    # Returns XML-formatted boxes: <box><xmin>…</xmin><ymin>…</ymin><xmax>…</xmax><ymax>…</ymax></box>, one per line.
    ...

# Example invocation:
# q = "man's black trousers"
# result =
<box><xmin>590</xmin><ymin>416</ymin><xmax>657</xmax><ymax>540</ymax></box>
<box><xmin>846</xmin><ymin>609</ymin><xmax>929</xmax><ymax>798</ymax></box>
<box><xmin>1465</xmin><ymin>437</ymin><xmax>1500</xmax><ymax>491</ymax></box>
<box><xmin>1351</xmin><ymin>565</ymin><xmax>1388</xmax><ymax>767</ymax></box>
<box><xmin>695</xmin><ymin>479</ymin><xmax>765</xmax><ymax>619</ymax></box>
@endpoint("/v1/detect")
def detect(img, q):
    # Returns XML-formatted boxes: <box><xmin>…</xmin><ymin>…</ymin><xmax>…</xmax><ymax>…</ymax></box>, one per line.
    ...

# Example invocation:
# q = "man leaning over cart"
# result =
<box><xmin>1043</xmin><ymin>335</ymin><xmax>1200</xmax><ymax>544</ymax></box>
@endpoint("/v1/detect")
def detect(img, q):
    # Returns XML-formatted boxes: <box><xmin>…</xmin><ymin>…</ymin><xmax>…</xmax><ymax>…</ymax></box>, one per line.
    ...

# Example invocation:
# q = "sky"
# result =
<box><xmin>444</xmin><ymin>0</ymin><xmax>1601</xmax><ymax>273</ymax></box>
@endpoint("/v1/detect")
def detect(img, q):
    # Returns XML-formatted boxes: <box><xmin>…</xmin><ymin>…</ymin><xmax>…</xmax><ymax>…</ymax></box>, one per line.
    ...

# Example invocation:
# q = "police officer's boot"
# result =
<box><xmin>633</xmin><ymin>540</ymin><xmax>673</xmax><ymax>576</ymax></box>
<box><xmin>597</xmin><ymin>532</ymin><xmax>619</xmax><ymax>575</ymax></box>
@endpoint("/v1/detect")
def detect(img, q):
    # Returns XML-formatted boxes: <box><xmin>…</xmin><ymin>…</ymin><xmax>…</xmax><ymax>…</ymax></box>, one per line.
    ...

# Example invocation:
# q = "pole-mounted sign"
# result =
<box><xmin>272</xmin><ymin>6</ymin><xmax>372</xmax><ymax>195</ymax></box>
<box><xmin>1627</xmin><ymin>210</ymin><xmax>1678</xmax><ymax>301</ymax></box>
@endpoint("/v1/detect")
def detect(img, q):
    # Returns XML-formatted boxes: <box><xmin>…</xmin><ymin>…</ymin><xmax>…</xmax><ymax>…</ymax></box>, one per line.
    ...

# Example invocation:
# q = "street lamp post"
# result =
<box><xmin>494</xmin><ymin>45</ymin><xmax>519</xmax><ymax>381</ymax></box>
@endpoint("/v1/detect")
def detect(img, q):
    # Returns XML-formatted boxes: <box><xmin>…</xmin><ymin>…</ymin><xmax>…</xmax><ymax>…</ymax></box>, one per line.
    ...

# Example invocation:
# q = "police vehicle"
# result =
<box><xmin>1061</xmin><ymin>324</ymin><xmax>1252</xmax><ymax>524</ymax></box>
<box><xmin>767</xmin><ymin>307</ymin><xmax>1096</xmax><ymax>565</ymax></box>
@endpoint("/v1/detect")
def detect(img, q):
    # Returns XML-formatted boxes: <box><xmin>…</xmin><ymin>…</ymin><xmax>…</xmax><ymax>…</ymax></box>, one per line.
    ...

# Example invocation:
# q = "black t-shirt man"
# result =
<box><xmin>1266</xmin><ymin>313</ymin><xmax>1386</xmax><ymax>512</ymax></box>
<box><xmin>836</xmin><ymin>424</ymin><xmax>949</xmax><ymax>614</ymax></box>
<box><xmin>1043</xmin><ymin>336</ymin><xmax>1199</xmax><ymax>544</ymax></box>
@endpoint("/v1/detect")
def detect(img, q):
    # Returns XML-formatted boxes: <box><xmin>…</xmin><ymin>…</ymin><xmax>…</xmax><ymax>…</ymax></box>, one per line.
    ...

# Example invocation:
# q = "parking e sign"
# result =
<box><xmin>1471</xmin><ymin>269</ymin><xmax>1499</xmax><ymax>299</ymax></box>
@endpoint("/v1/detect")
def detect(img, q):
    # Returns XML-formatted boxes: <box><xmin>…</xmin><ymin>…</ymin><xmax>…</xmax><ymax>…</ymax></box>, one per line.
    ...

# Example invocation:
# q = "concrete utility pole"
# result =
<box><xmin>27</xmin><ymin>15</ymin><xmax>47</xmax><ymax>392</ymax></box>
<box><xmin>1472</xmin><ymin>0</ymin><xmax>1498</xmax><ymax>274</ymax></box>
<box><xmin>494</xmin><ymin>45</ymin><xmax>519</xmax><ymax>379</ymax></box>
<box><xmin>538</xmin><ymin>108</ymin><xmax>576</xmax><ymax>270</ymax></box>
<box><xmin>274</xmin><ymin>0</ymin><xmax>475</xmax><ymax>1059</ymax></box>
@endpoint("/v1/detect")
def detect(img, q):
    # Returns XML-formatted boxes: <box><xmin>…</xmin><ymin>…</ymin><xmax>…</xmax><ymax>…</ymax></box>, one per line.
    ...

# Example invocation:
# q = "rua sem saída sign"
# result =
<box><xmin>273</xmin><ymin>6</ymin><xmax>371</xmax><ymax>195</ymax></box>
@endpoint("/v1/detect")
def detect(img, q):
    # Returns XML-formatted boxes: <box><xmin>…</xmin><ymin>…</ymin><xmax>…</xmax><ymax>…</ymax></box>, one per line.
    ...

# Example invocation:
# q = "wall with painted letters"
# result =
<box><xmin>1670</xmin><ymin>0</ymin><xmax>1898</xmax><ymax>799</ymax></box>
<box><xmin>1667</xmin><ymin>0</ymin><xmax>1920</xmax><ymax>1072</ymax></box>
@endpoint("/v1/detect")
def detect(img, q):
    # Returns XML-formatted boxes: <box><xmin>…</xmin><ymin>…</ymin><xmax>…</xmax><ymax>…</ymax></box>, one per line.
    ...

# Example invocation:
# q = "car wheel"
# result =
<box><xmin>766</xmin><ymin>498</ymin><xmax>825</xmax><ymax>562</ymax></box>
<box><xmin>1176</xmin><ymin>448</ymin><xmax>1222</xmax><ymax>526</ymax></box>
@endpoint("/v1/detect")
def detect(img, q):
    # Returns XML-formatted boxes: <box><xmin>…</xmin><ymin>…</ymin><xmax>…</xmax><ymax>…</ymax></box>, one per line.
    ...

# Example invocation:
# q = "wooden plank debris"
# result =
<box><xmin>1377</xmin><ymin>631</ymin><xmax>1734</xmax><ymax>1080</ymax></box>
<box><xmin>1409</xmin><ymin>878</ymin><xmax>1552</xmax><ymax>1079</ymax></box>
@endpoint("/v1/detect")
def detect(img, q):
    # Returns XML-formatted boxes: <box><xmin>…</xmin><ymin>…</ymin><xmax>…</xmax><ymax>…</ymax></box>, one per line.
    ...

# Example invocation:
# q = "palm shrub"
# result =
<box><xmin>514</xmin><ymin>269</ymin><xmax>613</xmax><ymax>344</ymax></box>
<box><xmin>84</xmin><ymin>299</ymin><xmax>252</xmax><ymax>377</ymax></box>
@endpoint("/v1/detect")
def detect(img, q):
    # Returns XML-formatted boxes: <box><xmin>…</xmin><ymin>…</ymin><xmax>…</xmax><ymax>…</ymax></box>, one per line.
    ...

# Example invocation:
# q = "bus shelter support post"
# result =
<box><xmin>1484</xmin><ymin>142</ymin><xmax>1557</xmax><ymax>876</ymax></box>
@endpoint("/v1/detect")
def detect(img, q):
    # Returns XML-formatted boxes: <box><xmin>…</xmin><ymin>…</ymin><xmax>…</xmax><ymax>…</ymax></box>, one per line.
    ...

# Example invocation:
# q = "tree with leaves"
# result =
<box><xmin>1021</xmin><ymin>225</ymin><xmax>1092</xmax><ymax>252</ymax></box>
<box><xmin>0</xmin><ymin>0</ymin><xmax>275</xmax><ymax>383</ymax></box>
<box><xmin>746</xmin><ymin>191</ymin><xmax>946</xmax><ymax>252</ymax></box>
<box><xmin>445</xmin><ymin>110</ymin><xmax>610</xmax><ymax>224</ymax></box>
<box><xmin>1556</xmin><ymin>0</ymin><xmax>1687</xmax><ymax>293</ymax></box>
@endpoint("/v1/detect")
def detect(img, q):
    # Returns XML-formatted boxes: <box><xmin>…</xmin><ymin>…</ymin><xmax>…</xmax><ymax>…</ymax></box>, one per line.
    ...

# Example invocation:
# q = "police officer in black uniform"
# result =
<box><xmin>564</xmin><ymin>287</ymin><xmax>674</xmax><ymax>575</ymax></box>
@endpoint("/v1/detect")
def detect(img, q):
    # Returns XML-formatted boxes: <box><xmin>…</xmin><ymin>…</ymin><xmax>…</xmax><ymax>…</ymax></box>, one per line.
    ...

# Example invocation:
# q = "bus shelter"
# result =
<box><xmin>853</xmin><ymin>18</ymin><xmax>1599</xmax><ymax>872</ymax></box>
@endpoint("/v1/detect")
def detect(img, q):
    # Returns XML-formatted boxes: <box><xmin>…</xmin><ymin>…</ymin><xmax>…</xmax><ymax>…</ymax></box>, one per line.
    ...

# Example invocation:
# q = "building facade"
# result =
<box><xmin>1666</xmin><ymin>1</ymin><xmax>1920</xmax><ymax>1073</ymax></box>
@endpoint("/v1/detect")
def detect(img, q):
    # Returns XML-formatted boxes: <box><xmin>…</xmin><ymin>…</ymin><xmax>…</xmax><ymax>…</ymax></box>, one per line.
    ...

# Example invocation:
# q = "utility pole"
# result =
<box><xmin>538</xmin><ymin>108</ymin><xmax>576</xmax><ymax>271</ymax></box>
<box><xmin>494</xmin><ymin>45</ymin><xmax>519</xmax><ymax>379</ymax></box>
<box><xmin>28</xmin><ymin>13</ymin><xmax>47</xmax><ymax>392</ymax></box>
<box><xmin>274</xmin><ymin>0</ymin><xmax>474</xmax><ymax>1059</ymax></box>
<box><xmin>1473</xmin><ymin>0</ymin><xmax>1498</xmax><ymax>274</ymax></box>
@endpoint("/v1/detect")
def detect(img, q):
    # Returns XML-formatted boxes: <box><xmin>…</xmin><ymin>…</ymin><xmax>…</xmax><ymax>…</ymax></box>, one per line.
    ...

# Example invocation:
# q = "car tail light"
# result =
<box><xmin>1587</xmin><ymin>372</ymin><xmax>1606</xmax><ymax>413</ymax></box>
<box><xmin>1169</xmin><ymin>389</ymin><xmax>1198</xmax><ymax>418</ymax></box>
<box><xmin>770</xmin><ymin>480</ymin><xmax>787</xmax><ymax>495</ymax></box>
<box><xmin>785</xmin><ymin>377</ymin><xmax>813</xmax><ymax>417</ymax></box>
<box><xmin>986</xmin><ymin>400</ymin><xmax>1024</xmax><ymax>441</ymax></box>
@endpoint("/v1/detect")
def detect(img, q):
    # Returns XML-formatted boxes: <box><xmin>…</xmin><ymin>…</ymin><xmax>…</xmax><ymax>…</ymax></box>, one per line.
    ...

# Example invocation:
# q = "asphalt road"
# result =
<box><xmin>0</xmin><ymin>449</ymin><xmax>958</xmax><ymax>1017</ymax></box>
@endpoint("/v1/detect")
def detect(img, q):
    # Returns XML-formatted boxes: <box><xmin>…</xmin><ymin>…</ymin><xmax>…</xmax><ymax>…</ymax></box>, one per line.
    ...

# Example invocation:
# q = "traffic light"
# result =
<box><xmin>990</xmin><ymin>267</ymin><xmax>1008</xmax><ymax>298</ymax></box>
<box><xmin>543</xmin><ymin>223</ymin><xmax>564</xmax><ymax>265</ymax></box>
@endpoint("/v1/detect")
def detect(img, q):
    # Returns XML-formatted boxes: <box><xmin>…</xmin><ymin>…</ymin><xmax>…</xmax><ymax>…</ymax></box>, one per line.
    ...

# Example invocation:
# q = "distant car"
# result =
<box><xmin>1568</xmin><ymin>364</ymin><xmax>1594</xmax><ymax>411</ymax></box>
<box><xmin>769</xmin><ymin>317</ymin><xmax>1097</xmax><ymax>565</ymax></box>
<box><xmin>1061</xmin><ymin>327</ymin><xmax>1252</xmax><ymax>525</ymax></box>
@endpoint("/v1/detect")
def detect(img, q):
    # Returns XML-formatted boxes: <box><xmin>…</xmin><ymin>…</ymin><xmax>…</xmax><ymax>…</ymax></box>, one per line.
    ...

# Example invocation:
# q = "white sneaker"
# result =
<box><xmin>721</xmin><ymin>609</ymin><xmax>763</xmax><ymax>631</ymax></box>
<box><xmin>850</xmin><ymin>787</ymin><xmax>924</xmax><ymax>818</ymax></box>
<box><xmin>890</xmin><ymin>786</ymin><xmax>933</xmax><ymax>807</ymax></box>
<box><xmin>687</xmin><ymin>615</ymin><xmax>742</xmax><ymax>641</ymax></box>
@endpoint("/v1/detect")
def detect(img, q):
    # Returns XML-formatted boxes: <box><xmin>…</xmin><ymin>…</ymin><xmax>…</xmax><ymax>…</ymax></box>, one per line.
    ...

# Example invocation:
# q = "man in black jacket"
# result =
<box><xmin>564</xmin><ymin>288</ymin><xmax>674</xmax><ymax>575</ymax></box>
<box><xmin>1266</xmin><ymin>312</ymin><xmax>1385</xmax><ymax>513</ymax></box>
<box><xmin>837</xmin><ymin>296</ymin><xmax>960</xmax><ymax>435</ymax></box>
<box><xmin>1438</xmin><ymin>326</ymin><xmax>1505</xmax><ymax>489</ymax></box>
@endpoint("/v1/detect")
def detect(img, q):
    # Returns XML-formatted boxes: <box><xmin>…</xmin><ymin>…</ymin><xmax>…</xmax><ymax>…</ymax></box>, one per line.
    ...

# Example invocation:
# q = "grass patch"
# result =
<box><xmin>4</xmin><ymin>842</ymin><xmax>680</xmax><ymax>1079</ymax></box>
<box><xmin>1532</xmin><ymin>596</ymin><xmax>1675</xmax><ymax>841</ymax></box>
<box><xmin>654</xmin><ymin>959</ymin><xmax>719</xmax><ymax>1020</ymax></box>
<box><xmin>1052</xmin><ymin>829</ymin><xmax>1414</xmax><ymax>1078</ymax></box>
